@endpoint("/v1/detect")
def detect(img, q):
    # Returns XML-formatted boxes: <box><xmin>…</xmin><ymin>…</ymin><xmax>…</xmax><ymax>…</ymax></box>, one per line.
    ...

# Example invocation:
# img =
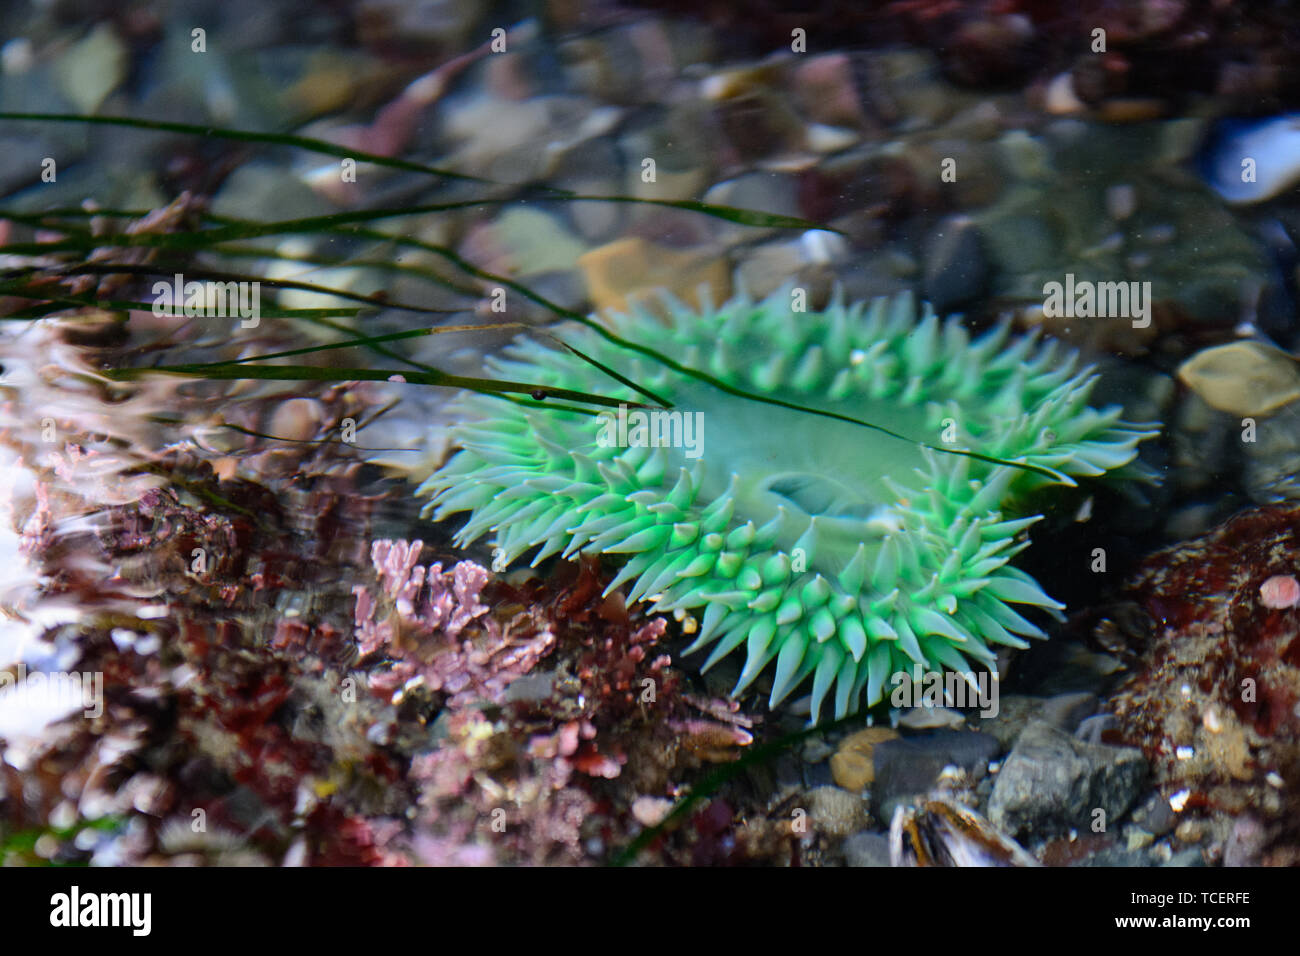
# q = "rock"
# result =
<box><xmin>989</xmin><ymin>720</ymin><xmax>1147</xmax><ymax>839</ymax></box>
<box><xmin>1044</xmin><ymin>72</ymin><xmax>1087</xmax><ymax>115</ymax></box>
<box><xmin>53</xmin><ymin>23</ymin><xmax>128</xmax><ymax>115</ymax></box>
<box><xmin>1027</xmin><ymin>643</ymin><xmax>1126</xmax><ymax>696</ymax></box>
<box><xmin>1240</xmin><ymin>398</ymin><xmax>1300</xmax><ymax>503</ymax></box>
<box><xmin>801</xmin><ymin>734</ymin><xmax>834</xmax><ymax>763</ymax></box>
<box><xmin>701</xmin><ymin>172</ymin><xmax>802</xmax><ymax>241</ymax></box>
<box><xmin>894</xmin><ymin>704</ymin><xmax>965</xmax><ymax>730</ymax></box>
<box><xmin>970</xmin><ymin>695</ymin><xmax>1041</xmax><ymax>751</ymax></box>
<box><xmin>356</xmin><ymin>0</ymin><xmax>483</xmax><ymax>47</ymax></box>
<box><xmin>733</xmin><ymin>240</ymin><xmax>809</xmax><ymax>300</ymax></box>
<box><xmin>733</xmin><ymin>231</ymin><xmax>848</xmax><ymax>301</ymax></box>
<box><xmin>806</xmin><ymin>786</ymin><xmax>869</xmax><ymax>838</ymax></box>
<box><xmin>0</xmin><ymin>132</ymin><xmax>63</xmax><ymax>196</ymax></box>
<box><xmin>997</xmin><ymin>129</ymin><xmax>1054</xmax><ymax>181</ymax></box>
<box><xmin>282</xmin><ymin>51</ymin><xmax>366</xmax><ymax>117</ymax></box>
<box><xmin>1126</xmin><ymin>827</ymin><xmax>1154</xmax><ymax>852</ymax></box>
<box><xmin>617</xmin><ymin>102</ymin><xmax>714</xmax><ymax>196</ymax></box>
<box><xmin>802</xmin><ymin>759</ymin><xmax>835</xmax><ymax>789</ymax></box>
<box><xmin>842</xmin><ymin>831</ymin><xmax>891</xmax><ymax>867</ymax></box>
<box><xmin>871</xmin><ymin>730</ymin><xmax>1000</xmax><ymax>822</ymax></box>
<box><xmin>1113</xmin><ymin>503</ymin><xmax>1300</xmax><ymax>849</ymax></box>
<box><xmin>1074</xmin><ymin>843</ymin><xmax>1157</xmax><ymax>867</ymax></box>
<box><xmin>944</xmin><ymin>14</ymin><xmax>1036</xmax><ymax>88</ymax></box>
<box><xmin>977</xmin><ymin>121</ymin><xmax>1271</xmax><ymax>327</ymax></box>
<box><xmin>922</xmin><ymin>216</ymin><xmax>989</xmax><ymax>311</ymax></box>
<box><xmin>500</xmin><ymin>669</ymin><xmax>556</xmax><ymax>704</ymax></box>
<box><xmin>1259</xmin><ymin>574</ymin><xmax>1300</xmax><ymax>609</ymax></box>
<box><xmin>631</xmin><ymin>795</ymin><xmax>674</xmax><ymax>828</ymax></box>
<box><xmin>792</xmin><ymin>53</ymin><xmax>868</xmax><ymax>129</ymax></box>
<box><xmin>1174</xmin><ymin>819</ymin><xmax>1206</xmax><ymax>845</ymax></box>
<box><xmin>1128</xmin><ymin>792</ymin><xmax>1178</xmax><ymax>838</ymax></box>
<box><xmin>212</xmin><ymin>162</ymin><xmax>335</xmax><ymax>229</ymax></box>
<box><xmin>1222</xmin><ymin>815</ymin><xmax>1267</xmax><ymax>867</ymax></box>
<box><xmin>830</xmin><ymin>727</ymin><xmax>899</xmax><ymax>791</ymax></box>
<box><xmin>439</xmin><ymin>93</ymin><xmax>617</xmax><ymax>182</ymax></box>
<box><xmin>578</xmin><ymin>236</ymin><xmax>730</xmax><ymax>316</ymax></box>
<box><xmin>973</xmin><ymin>692</ymin><xmax>1098</xmax><ymax>751</ymax></box>
<box><xmin>1176</xmin><ymin>340</ymin><xmax>1300</xmax><ymax>418</ymax></box>
<box><xmin>485</xmin><ymin>208</ymin><xmax>589</xmax><ymax>277</ymax></box>
<box><xmin>870</xmin><ymin>50</ymin><xmax>953</xmax><ymax>129</ymax></box>
<box><xmin>1075</xmin><ymin>714</ymin><xmax>1117</xmax><ymax>744</ymax></box>
<box><xmin>268</xmin><ymin>399</ymin><xmax>324</xmax><ymax>443</ymax></box>
<box><xmin>805</xmin><ymin>124</ymin><xmax>859</xmax><ymax>154</ymax></box>
<box><xmin>1163</xmin><ymin>847</ymin><xmax>1207</xmax><ymax>867</ymax></box>
<box><xmin>1039</xmin><ymin>692</ymin><xmax>1099</xmax><ymax>734</ymax></box>
<box><xmin>700</xmin><ymin>62</ymin><xmax>786</xmax><ymax>102</ymax></box>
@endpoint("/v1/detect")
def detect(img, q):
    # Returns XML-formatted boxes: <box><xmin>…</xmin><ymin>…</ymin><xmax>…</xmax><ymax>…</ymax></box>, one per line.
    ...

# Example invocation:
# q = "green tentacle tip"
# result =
<box><xmin>418</xmin><ymin>287</ymin><xmax>1160</xmax><ymax>724</ymax></box>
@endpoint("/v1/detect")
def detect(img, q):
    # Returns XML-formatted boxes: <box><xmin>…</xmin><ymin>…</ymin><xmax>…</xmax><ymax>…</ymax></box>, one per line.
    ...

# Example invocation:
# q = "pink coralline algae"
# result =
<box><xmin>360</xmin><ymin>540</ymin><xmax>491</xmax><ymax>647</ymax></box>
<box><xmin>352</xmin><ymin>540</ymin><xmax>555</xmax><ymax>708</ymax></box>
<box><xmin>370</xmin><ymin>552</ymin><xmax>760</xmax><ymax>865</ymax></box>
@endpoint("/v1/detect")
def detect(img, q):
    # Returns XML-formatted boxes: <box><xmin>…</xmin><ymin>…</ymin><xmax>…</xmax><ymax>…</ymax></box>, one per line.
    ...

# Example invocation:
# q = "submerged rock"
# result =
<box><xmin>988</xmin><ymin>720</ymin><xmax>1146</xmax><ymax>839</ymax></box>
<box><xmin>871</xmin><ymin>731</ymin><xmax>1000</xmax><ymax>822</ymax></box>
<box><xmin>1176</xmin><ymin>340</ymin><xmax>1300</xmax><ymax>418</ymax></box>
<box><xmin>1111</xmin><ymin>504</ymin><xmax>1300</xmax><ymax>864</ymax></box>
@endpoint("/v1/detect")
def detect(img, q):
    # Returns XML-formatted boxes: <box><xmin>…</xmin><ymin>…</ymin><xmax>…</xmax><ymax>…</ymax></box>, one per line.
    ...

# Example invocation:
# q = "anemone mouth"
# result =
<box><xmin>764</xmin><ymin>472</ymin><xmax>879</xmax><ymax>520</ymax></box>
<box><xmin>419</xmin><ymin>288</ymin><xmax>1159</xmax><ymax>724</ymax></box>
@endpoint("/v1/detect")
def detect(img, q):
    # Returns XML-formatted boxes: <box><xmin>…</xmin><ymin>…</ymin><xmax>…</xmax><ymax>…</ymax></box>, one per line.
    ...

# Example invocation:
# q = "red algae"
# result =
<box><xmin>1111</xmin><ymin>505</ymin><xmax>1300</xmax><ymax>865</ymax></box>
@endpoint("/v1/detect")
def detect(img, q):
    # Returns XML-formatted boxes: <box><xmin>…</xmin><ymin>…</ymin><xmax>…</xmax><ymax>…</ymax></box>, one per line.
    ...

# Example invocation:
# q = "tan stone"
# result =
<box><xmin>830</xmin><ymin>727</ymin><xmax>899</xmax><ymax>791</ymax></box>
<box><xmin>1177</xmin><ymin>341</ymin><xmax>1300</xmax><ymax>417</ymax></box>
<box><xmin>577</xmin><ymin>237</ymin><xmax>730</xmax><ymax>319</ymax></box>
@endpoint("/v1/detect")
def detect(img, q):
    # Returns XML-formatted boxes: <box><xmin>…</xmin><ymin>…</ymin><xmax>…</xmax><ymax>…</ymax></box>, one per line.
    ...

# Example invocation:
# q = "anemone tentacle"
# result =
<box><xmin>418</xmin><ymin>288</ymin><xmax>1159</xmax><ymax>723</ymax></box>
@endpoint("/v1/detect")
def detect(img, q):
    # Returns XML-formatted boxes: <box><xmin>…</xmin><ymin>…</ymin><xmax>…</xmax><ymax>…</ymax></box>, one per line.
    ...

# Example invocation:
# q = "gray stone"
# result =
<box><xmin>970</xmin><ymin>694</ymin><xmax>1041</xmax><ymax>751</ymax></box>
<box><xmin>1163</xmin><ymin>847</ymin><xmax>1207</xmax><ymax>867</ymax></box>
<box><xmin>501</xmin><ymin>669</ymin><xmax>557</xmax><ymax>704</ymax></box>
<box><xmin>989</xmin><ymin>720</ymin><xmax>1147</xmax><ymax>839</ymax></box>
<box><xmin>843</xmin><ymin>831</ymin><xmax>892</xmax><ymax>867</ymax></box>
<box><xmin>1074</xmin><ymin>843</ymin><xmax>1156</xmax><ymax>867</ymax></box>
<box><xmin>972</xmin><ymin>692</ymin><xmax>1098</xmax><ymax>752</ymax></box>
<box><xmin>802</xmin><ymin>759</ymin><xmax>835</xmax><ymax>789</ymax></box>
<box><xmin>1128</xmin><ymin>792</ymin><xmax>1177</xmax><ymax>838</ymax></box>
<box><xmin>702</xmin><ymin>172</ymin><xmax>801</xmax><ymax>242</ymax></box>
<box><xmin>922</xmin><ymin>215</ymin><xmax>989</xmax><ymax>311</ymax></box>
<box><xmin>1075</xmin><ymin>713</ymin><xmax>1117</xmax><ymax>744</ymax></box>
<box><xmin>871</xmin><ymin>730</ymin><xmax>1000</xmax><ymax>822</ymax></box>
<box><xmin>1039</xmin><ymin>692</ymin><xmax>1099</xmax><ymax>734</ymax></box>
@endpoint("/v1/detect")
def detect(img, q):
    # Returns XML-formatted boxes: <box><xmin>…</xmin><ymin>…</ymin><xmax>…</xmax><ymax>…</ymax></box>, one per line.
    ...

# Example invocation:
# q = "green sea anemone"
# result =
<box><xmin>419</xmin><ymin>289</ymin><xmax>1158</xmax><ymax>723</ymax></box>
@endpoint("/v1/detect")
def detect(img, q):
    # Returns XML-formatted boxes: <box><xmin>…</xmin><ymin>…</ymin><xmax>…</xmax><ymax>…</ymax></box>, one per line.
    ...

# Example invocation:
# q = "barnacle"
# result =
<box><xmin>419</xmin><ymin>289</ymin><xmax>1158</xmax><ymax>723</ymax></box>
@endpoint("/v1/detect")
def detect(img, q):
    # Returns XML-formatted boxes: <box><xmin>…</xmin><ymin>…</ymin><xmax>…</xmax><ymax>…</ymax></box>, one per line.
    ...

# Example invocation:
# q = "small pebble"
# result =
<box><xmin>631</xmin><ymin>796</ymin><xmax>674</xmax><ymax>827</ymax></box>
<box><xmin>829</xmin><ymin>726</ymin><xmax>898</xmax><ymax>791</ymax></box>
<box><xmin>806</xmin><ymin>785</ymin><xmax>869</xmax><ymax>838</ymax></box>
<box><xmin>269</xmin><ymin>398</ymin><xmax>324</xmax><ymax>443</ymax></box>
<box><xmin>1260</xmin><ymin>574</ymin><xmax>1300</xmax><ymax>609</ymax></box>
<box><xmin>1126</xmin><ymin>827</ymin><xmax>1154</xmax><ymax>852</ymax></box>
<box><xmin>1175</xmin><ymin>819</ymin><xmax>1205</xmax><ymax>844</ymax></box>
<box><xmin>1106</xmin><ymin>183</ymin><xmax>1137</xmax><ymax>221</ymax></box>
